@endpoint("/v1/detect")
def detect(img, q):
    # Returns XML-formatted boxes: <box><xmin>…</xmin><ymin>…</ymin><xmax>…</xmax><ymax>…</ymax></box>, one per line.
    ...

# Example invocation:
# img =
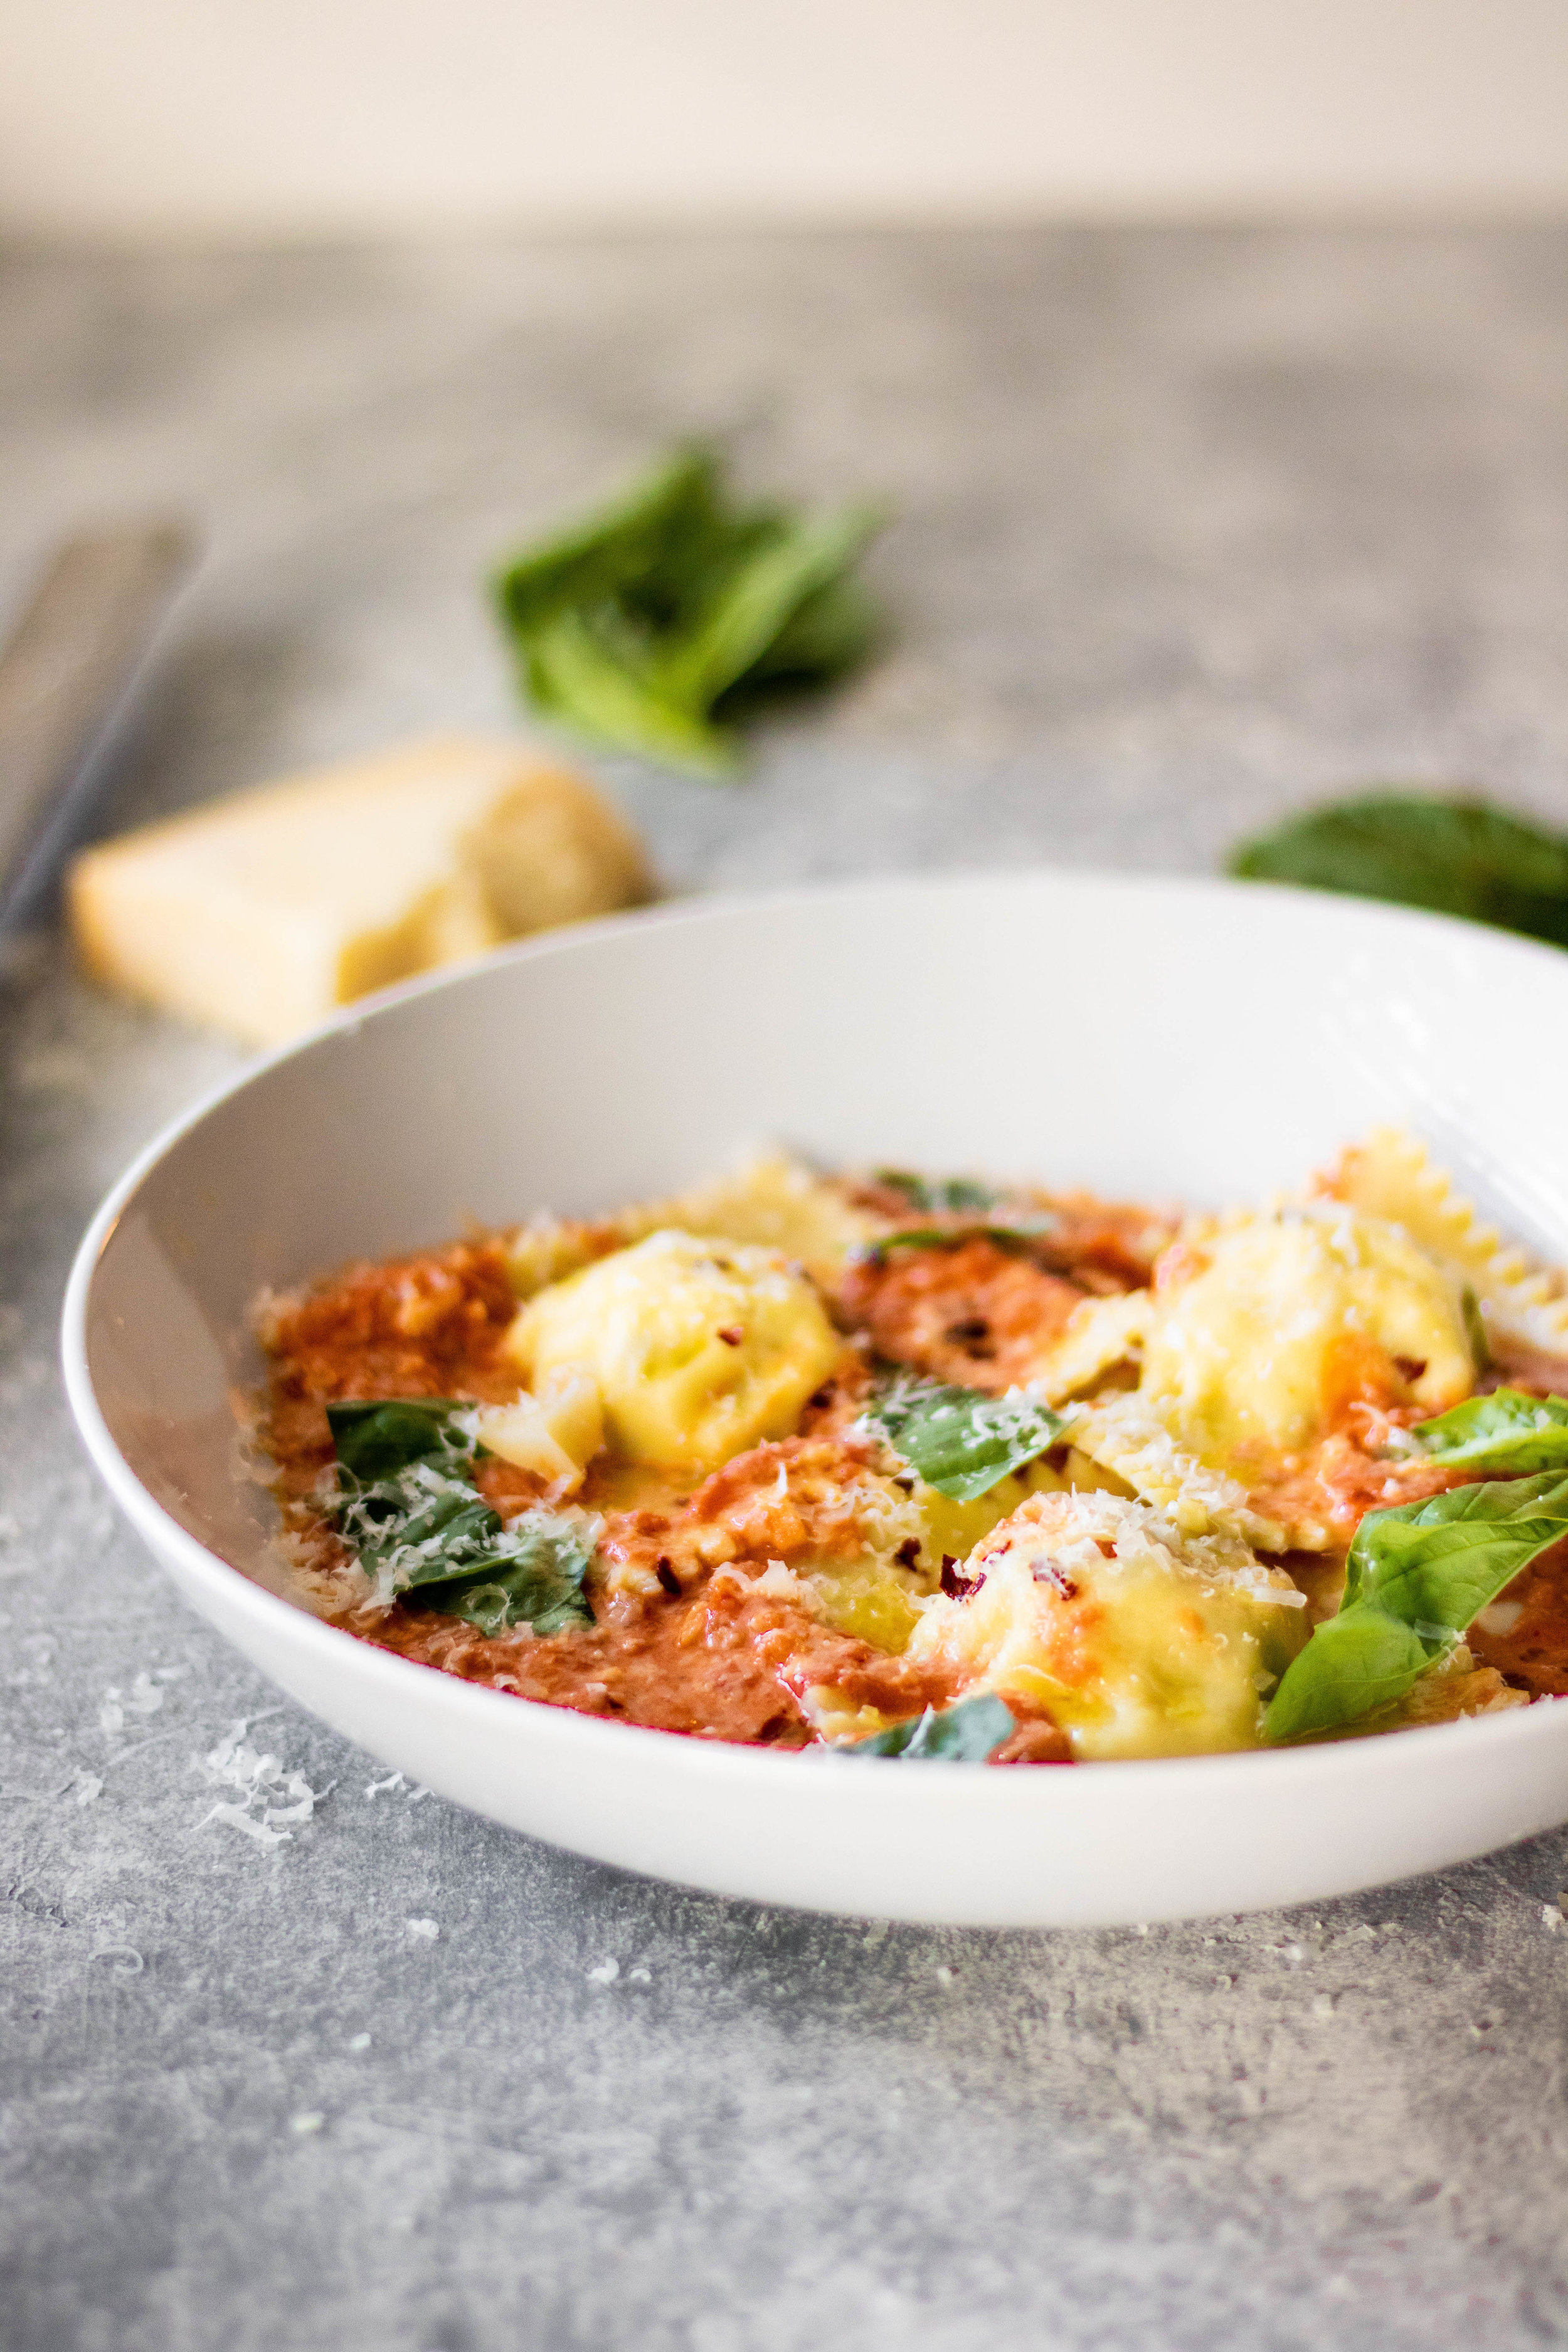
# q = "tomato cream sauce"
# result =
<box><xmin>1247</xmin><ymin>1418</ymin><xmax>1468</xmax><ymax>1552</ymax></box>
<box><xmin>840</xmin><ymin>1237</ymin><xmax>1088</xmax><ymax>1394</ymax></box>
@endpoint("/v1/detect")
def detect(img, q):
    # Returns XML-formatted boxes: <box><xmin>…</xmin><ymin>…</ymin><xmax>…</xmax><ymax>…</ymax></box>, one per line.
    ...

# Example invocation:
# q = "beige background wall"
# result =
<box><xmin>3</xmin><ymin>0</ymin><xmax>1566</xmax><ymax>240</ymax></box>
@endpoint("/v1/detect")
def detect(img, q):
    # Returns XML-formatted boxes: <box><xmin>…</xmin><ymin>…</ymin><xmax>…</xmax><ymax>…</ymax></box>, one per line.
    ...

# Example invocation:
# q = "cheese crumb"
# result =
<box><xmin>197</xmin><ymin>1717</ymin><xmax>327</xmax><ymax>1847</ymax></box>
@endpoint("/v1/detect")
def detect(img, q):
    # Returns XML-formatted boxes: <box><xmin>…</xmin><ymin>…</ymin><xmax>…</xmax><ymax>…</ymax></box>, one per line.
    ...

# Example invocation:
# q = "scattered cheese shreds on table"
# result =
<box><xmin>100</xmin><ymin>1672</ymin><xmax>164</xmax><ymax>1738</ymax></box>
<box><xmin>197</xmin><ymin>1717</ymin><xmax>330</xmax><ymax>1848</ymax></box>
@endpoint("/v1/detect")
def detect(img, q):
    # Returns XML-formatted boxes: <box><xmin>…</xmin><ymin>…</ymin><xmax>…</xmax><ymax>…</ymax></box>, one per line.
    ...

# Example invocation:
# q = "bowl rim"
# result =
<box><xmin>60</xmin><ymin>864</ymin><xmax>1568</xmax><ymax>1809</ymax></box>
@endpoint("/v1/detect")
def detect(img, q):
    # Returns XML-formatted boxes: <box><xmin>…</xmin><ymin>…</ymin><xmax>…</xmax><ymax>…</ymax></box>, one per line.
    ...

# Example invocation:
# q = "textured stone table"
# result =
<box><xmin>5</xmin><ymin>225</ymin><xmax>1568</xmax><ymax>2352</ymax></box>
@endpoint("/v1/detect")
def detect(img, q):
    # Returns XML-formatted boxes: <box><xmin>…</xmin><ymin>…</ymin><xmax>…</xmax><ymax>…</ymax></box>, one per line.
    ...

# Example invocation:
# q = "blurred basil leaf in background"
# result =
<box><xmin>1228</xmin><ymin>793</ymin><xmax>1568</xmax><ymax>950</ymax></box>
<box><xmin>873</xmin><ymin>1172</ymin><xmax>1000</xmax><ymax>1213</ymax></box>
<box><xmin>492</xmin><ymin>447</ymin><xmax>886</xmax><ymax>779</ymax></box>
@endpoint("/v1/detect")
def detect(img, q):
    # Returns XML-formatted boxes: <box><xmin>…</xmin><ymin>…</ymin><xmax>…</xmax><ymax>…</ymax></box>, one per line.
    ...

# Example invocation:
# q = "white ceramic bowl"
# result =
<box><xmin>63</xmin><ymin>872</ymin><xmax>1568</xmax><ymax>1926</ymax></box>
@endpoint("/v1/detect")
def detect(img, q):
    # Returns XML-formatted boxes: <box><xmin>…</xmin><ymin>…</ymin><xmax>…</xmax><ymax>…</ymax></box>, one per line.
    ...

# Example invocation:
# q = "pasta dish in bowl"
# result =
<box><xmin>63</xmin><ymin>871</ymin><xmax>1568</xmax><ymax>1923</ymax></box>
<box><xmin>258</xmin><ymin>1133</ymin><xmax>1568</xmax><ymax>1765</ymax></box>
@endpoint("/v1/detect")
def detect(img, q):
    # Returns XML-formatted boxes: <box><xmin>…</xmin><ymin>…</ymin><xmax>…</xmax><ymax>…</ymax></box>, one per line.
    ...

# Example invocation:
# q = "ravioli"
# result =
<box><xmin>1064</xmin><ymin>1392</ymin><xmax>1287</xmax><ymax>1549</ymax></box>
<box><xmin>1030</xmin><ymin>1288</ymin><xmax>1152</xmax><ymax>1404</ymax></box>
<box><xmin>474</xmin><ymin>1375</ymin><xmax>604</xmax><ymax>1493</ymax></box>
<box><xmin>804</xmin><ymin>1458</ymin><xmax>1072</xmax><ymax>1650</ymax></box>
<box><xmin>504</xmin><ymin>1152</ymin><xmax>875</xmax><ymax>1300</ymax></box>
<box><xmin>1140</xmin><ymin>1206</ymin><xmax>1474</xmax><ymax>1471</ymax></box>
<box><xmin>1030</xmin><ymin>1202</ymin><xmax>1478</xmax><ymax>1549</ymax></box>
<box><xmin>904</xmin><ymin>1489</ymin><xmax>1308</xmax><ymax>1759</ymax></box>
<box><xmin>620</xmin><ymin>1153</ymin><xmax>877</xmax><ymax>1289</ymax></box>
<box><xmin>506</xmin><ymin>1227</ymin><xmax>842</xmax><ymax>1477</ymax></box>
<box><xmin>1322</xmin><ymin>1125</ymin><xmax>1568</xmax><ymax>1354</ymax></box>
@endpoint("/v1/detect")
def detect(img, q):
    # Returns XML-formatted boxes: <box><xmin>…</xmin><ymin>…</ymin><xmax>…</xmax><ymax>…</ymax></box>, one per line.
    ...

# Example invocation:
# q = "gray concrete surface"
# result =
<box><xmin>4</xmin><ymin>223</ymin><xmax>1568</xmax><ymax>2352</ymax></box>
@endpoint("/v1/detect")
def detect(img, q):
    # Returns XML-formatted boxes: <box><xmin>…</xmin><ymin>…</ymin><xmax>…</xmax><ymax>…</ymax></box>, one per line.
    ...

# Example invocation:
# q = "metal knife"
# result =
<box><xmin>0</xmin><ymin>519</ymin><xmax>196</xmax><ymax>934</ymax></box>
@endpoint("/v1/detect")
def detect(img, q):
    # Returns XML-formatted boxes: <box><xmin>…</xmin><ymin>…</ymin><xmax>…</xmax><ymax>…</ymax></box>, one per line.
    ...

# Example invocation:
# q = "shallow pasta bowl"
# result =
<box><xmin>61</xmin><ymin>871</ymin><xmax>1568</xmax><ymax>1926</ymax></box>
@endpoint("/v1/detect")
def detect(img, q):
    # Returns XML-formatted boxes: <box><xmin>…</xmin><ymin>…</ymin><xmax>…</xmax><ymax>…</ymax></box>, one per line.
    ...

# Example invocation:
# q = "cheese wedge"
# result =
<box><xmin>68</xmin><ymin>734</ymin><xmax>650</xmax><ymax>1046</ymax></box>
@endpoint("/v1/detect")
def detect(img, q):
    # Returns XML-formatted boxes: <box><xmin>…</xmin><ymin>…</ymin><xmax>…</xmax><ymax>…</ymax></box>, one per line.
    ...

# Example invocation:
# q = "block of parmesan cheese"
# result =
<box><xmin>68</xmin><ymin>734</ymin><xmax>650</xmax><ymax>1047</ymax></box>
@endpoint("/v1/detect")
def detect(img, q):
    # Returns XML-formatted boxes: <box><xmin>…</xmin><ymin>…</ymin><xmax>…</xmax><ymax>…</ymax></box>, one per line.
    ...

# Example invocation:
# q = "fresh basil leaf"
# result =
<box><xmin>491</xmin><ymin>446</ymin><xmax>886</xmax><ymax>780</ymax></box>
<box><xmin>363</xmin><ymin>1478</ymin><xmax>508</xmax><ymax>1588</ymax></box>
<box><xmin>525</xmin><ymin>607</ymin><xmax>738</xmax><ymax>776</ymax></box>
<box><xmin>495</xmin><ymin>447</ymin><xmax>717</xmax><ymax>637</ymax></box>
<box><xmin>874</xmin><ymin>1170</ymin><xmax>999</xmax><ymax>1214</ymax></box>
<box><xmin>335</xmin><ymin>1451</ymin><xmax>509</xmax><ymax>1587</ymax></box>
<box><xmin>867</xmin><ymin>1374</ymin><xmax>1065</xmax><ymax>1502</ymax></box>
<box><xmin>416</xmin><ymin>1512</ymin><xmax>596</xmax><ymax>1636</ymax></box>
<box><xmin>328</xmin><ymin>1402</ymin><xmax>595</xmax><ymax>1636</ymax></box>
<box><xmin>1229</xmin><ymin>793</ymin><xmax>1568</xmax><ymax>950</ymax></box>
<box><xmin>1337</xmin><ymin>1471</ymin><xmax>1568</xmax><ymax>1622</ymax></box>
<box><xmin>326</xmin><ymin>1399</ymin><xmax>472</xmax><ymax>1483</ymax></box>
<box><xmin>654</xmin><ymin>504</ymin><xmax>884</xmax><ymax>712</ymax></box>
<box><xmin>1412</xmin><ymin>1388</ymin><xmax>1568</xmax><ymax>1472</ymax></box>
<box><xmin>1263</xmin><ymin>1606</ymin><xmax>1438</xmax><ymax>1740</ymax></box>
<box><xmin>731</xmin><ymin>572</ymin><xmax>880</xmax><ymax>693</ymax></box>
<box><xmin>849</xmin><ymin>1693</ymin><xmax>1017</xmax><ymax>1760</ymax></box>
<box><xmin>1264</xmin><ymin>1471</ymin><xmax>1568</xmax><ymax>1741</ymax></box>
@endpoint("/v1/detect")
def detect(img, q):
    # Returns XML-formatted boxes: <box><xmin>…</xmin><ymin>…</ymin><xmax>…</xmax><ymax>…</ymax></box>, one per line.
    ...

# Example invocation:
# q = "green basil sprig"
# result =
<box><xmin>327</xmin><ymin>1398</ymin><xmax>473</xmax><ymax>1482</ymax></box>
<box><xmin>873</xmin><ymin>1170</ymin><xmax>999</xmax><ymax>1214</ymax></box>
<box><xmin>492</xmin><ymin>447</ymin><xmax>885</xmax><ymax>780</ymax></box>
<box><xmin>416</xmin><ymin>1517</ymin><xmax>600</xmax><ymax>1640</ymax></box>
<box><xmin>1229</xmin><ymin>793</ymin><xmax>1568</xmax><ymax>950</ymax></box>
<box><xmin>326</xmin><ymin>1400</ymin><xmax>595</xmax><ymax>1636</ymax></box>
<box><xmin>1412</xmin><ymin>1388</ymin><xmax>1568</xmax><ymax>1473</ymax></box>
<box><xmin>1263</xmin><ymin>1472</ymin><xmax>1568</xmax><ymax>1742</ymax></box>
<box><xmin>865</xmin><ymin>1374</ymin><xmax>1065</xmax><ymax>1502</ymax></box>
<box><xmin>849</xmin><ymin>1693</ymin><xmax>1016</xmax><ymax>1760</ymax></box>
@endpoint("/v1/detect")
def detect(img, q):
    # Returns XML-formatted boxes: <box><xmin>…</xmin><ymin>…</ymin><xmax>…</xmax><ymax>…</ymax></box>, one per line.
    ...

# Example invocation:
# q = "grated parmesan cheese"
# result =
<box><xmin>197</xmin><ymin>1715</ymin><xmax>330</xmax><ymax>1848</ymax></box>
<box><xmin>1064</xmin><ymin>1394</ymin><xmax>1289</xmax><ymax>1554</ymax></box>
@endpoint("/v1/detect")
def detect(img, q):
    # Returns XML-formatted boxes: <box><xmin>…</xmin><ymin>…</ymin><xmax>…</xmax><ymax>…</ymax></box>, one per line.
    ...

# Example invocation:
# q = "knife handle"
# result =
<box><xmin>0</xmin><ymin>520</ymin><xmax>196</xmax><ymax>928</ymax></box>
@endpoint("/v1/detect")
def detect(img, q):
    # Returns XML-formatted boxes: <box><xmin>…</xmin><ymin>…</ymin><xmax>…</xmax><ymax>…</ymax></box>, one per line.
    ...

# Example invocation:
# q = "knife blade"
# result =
<box><xmin>0</xmin><ymin>520</ymin><xmax>196</xmax><ymax>934</ymax></box>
